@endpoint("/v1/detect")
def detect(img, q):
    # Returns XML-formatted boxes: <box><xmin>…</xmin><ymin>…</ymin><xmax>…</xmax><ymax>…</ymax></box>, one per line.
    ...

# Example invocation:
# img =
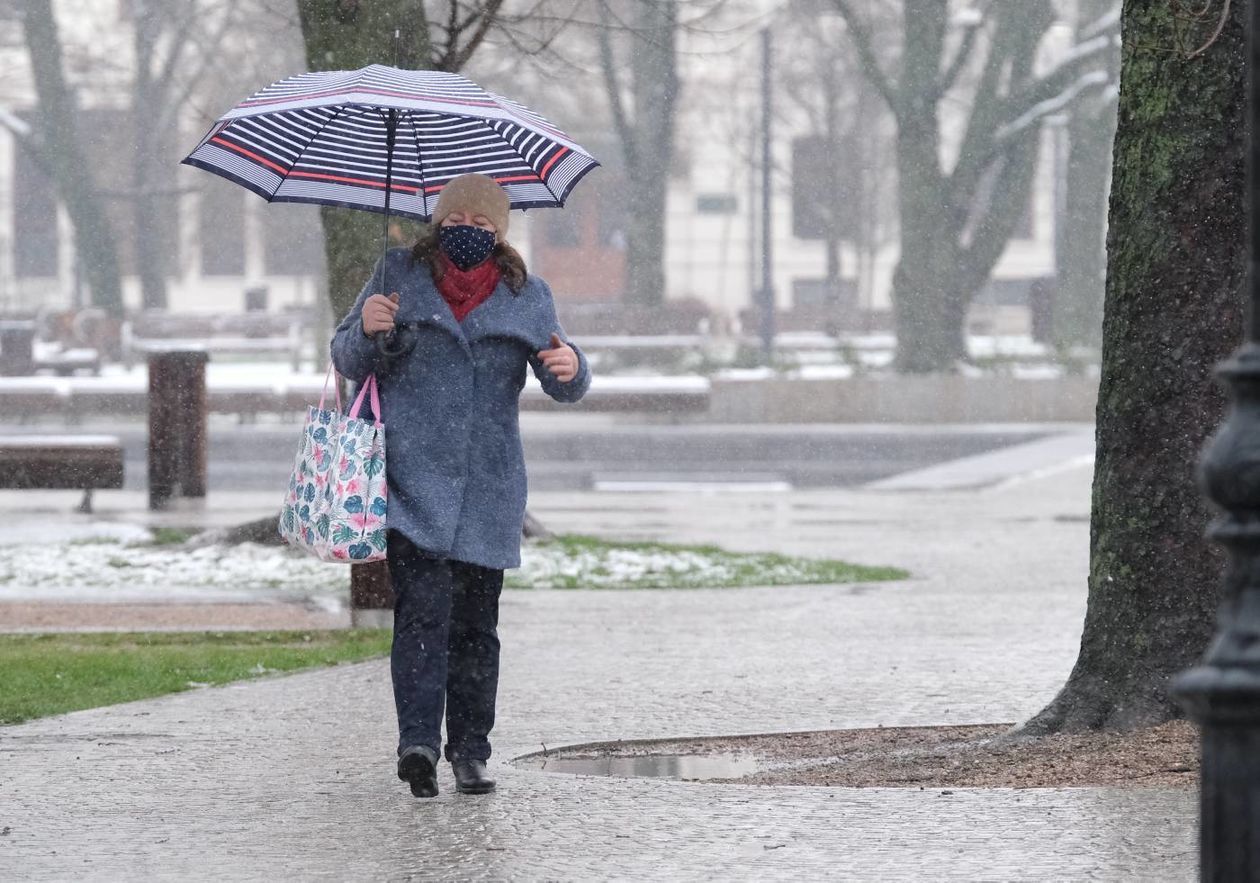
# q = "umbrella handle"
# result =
<box><xmin>375</xmin><ymin>330</ymin><xmax>408</xmax><ymax>358</ymax></box>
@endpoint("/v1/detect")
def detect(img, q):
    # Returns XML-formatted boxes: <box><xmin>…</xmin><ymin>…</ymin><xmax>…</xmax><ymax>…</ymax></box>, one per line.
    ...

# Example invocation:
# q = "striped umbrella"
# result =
<box><xmin>181</xmin><ymin>64</ymin><xmax>598</xmax><ymax>221</ymax></box>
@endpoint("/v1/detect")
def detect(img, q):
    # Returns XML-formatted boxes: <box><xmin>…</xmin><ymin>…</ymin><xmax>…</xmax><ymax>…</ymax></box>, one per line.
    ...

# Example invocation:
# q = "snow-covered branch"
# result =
<box><xmin>1081</xmin><ymin>4</ymin><xmax>1122</xmax><ymax>41</ymax></box>
<box><xmin>1037</xmin><ymin>33</ymin><xmax>1116</xmax><ymax>84</ymax></box>
<box><xmin>995</xmin><ymin>70</ymin><xmax>1110</xmax><ymax>141</ymax></box>
<box><xmin>828</xmin><ymin>0</ymin><xmax>901</xmax><ymax>116</ymax></box>
<box><xmin>0</xmin><ymin>105</ymin><xmax>31</xmax><ymax>138</ymax></box>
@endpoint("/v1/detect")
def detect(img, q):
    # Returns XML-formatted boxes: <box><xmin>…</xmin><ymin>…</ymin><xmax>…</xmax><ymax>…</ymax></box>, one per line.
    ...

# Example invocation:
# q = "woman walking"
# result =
<box><xmin>330</xmin><ymin>174</ymin><xmax>591</xmax><ymax>798</ymax></box>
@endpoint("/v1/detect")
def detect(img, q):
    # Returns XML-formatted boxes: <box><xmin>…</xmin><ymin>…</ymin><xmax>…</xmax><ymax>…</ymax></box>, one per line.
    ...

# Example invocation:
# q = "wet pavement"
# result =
<box><xmin>0</xmin><ymin>434</ymin><xmax>1197</xmax><ymax>880</ymax></box>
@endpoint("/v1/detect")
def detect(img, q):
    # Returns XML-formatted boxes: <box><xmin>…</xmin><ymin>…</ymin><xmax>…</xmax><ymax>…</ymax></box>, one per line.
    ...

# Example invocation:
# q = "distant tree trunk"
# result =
<box><xmin>1022</xmin><ymin>0</ymin><xmax>1245</xmax><ymax>734</ymax></box>
<box><xmin>133</xmin><ymin>33</ymin><xmax>169</xmax><ymax>312</ymax></box>
<box><xmin>1053</xmin><ymin>0</ymin><xmax>1119</xmax><ymax>352</ymax></box>
<box><xmin>891</xmin><ymin>110</ymin><xmax>961</xmax><ymax>371</ymax></box>
<box><xmin>599</xmin><ymin>0</ymin><xmax>680</xmax><ymax>310</ymax></box>
<box><xmin>19</xmin><ymin>0</ymin><xmax>124</xmax><ymax>318</ymax></box>
<box><xmin>132</xmin><ymin>6</ymin><xmax>171</xmax><ymax>311</ymax></box>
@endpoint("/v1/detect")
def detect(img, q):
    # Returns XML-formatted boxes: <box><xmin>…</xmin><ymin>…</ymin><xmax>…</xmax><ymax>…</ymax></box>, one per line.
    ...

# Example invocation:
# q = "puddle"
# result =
<box><xmin>515</xmin><ymin>752</ymin><xmax>758</xmax><ymax>780</ymax></box>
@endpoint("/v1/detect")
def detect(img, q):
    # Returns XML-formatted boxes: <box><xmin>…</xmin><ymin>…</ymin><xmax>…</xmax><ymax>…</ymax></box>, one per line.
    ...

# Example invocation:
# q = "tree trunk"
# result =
<box><xmin>602</xmin><ymin>0</ymin><xmax>678</xmax><ymax>311</ymax></box>
<box><xmin>622</xmin><ymin>173</ymin><xmax>668</xmax><ymax>309</ymax></box>
<box><xmin>320</xmin><ymin>208</ymin><xmax>387</xmax><ymax>322</ymax></box>
<box><xmin>20</xmin><ymin>0</ymin><xmax>124</xmax><ymax>318</ymax></box>
<box><xmin>132</xmin><ymin>12</ymin><xmax>170</xmax><ymax>311</ymax></box>
<box><xmin>1022</xmin><ymin>0</ymin><xmax>1246</xmax><ymax>735</ymax></box>
<box><xmin>1053</xmin><ymin>0</ymin><xmax>1118</xmax><ymax>352</ymax></box>
<box><xmin>133</xmin><ymin>139</ymin><xmax>172</xmax><ymax>311</ymax></box>
<box><xmin>296</xmin><ymin>0</ymin><xmax>433</xmax><ymax>320</ymax></box>
<box><xmin>1053</xmin><ymin>105</ymin><xmax>1113</xmax><ymax>351</ymax></box>
<box><xmin>891</xmin><ymin>102</ymin><xmax>968</xmax><ymax>372</ymax></box>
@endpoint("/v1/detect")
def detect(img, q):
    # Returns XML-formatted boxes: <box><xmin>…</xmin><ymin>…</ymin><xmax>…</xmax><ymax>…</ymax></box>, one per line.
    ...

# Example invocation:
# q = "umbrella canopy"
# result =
<box><xmin>181</xmin><ymin>64</ymin><xmax>598</xmax><ymax>221</ymax></box>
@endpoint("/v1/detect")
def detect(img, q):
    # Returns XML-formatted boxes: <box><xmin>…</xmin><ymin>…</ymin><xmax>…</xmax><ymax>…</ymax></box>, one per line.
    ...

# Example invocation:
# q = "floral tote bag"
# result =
<box><xmin>279</xmin><ymin>368</ymin><xmax>388</xmax><ymax>562</ymax></box>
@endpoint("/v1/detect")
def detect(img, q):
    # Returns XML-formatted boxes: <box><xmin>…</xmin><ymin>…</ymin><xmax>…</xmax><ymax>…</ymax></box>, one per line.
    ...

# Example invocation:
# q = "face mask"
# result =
<box><xmin>439</xmin><ymin>224</ymin><xmax>497</xmax><ymax>270</ymax></box>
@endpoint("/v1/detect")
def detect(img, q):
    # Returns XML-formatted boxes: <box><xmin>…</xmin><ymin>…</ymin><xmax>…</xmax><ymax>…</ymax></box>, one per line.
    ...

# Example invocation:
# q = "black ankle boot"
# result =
<box><xmin>451</xmin><ymin>759</ymin><xmax>496</xmax><ymax>794</ymax></box>
<box><xmin>397</xmin><ymin>746</ymin><xmax>439</xmax><ymax>798</ymax></box>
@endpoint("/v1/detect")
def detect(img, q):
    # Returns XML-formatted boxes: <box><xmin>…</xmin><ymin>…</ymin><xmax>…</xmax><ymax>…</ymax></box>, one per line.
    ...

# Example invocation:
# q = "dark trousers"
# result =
<box><xmin>386</xmin><ymin>531</ymin><xmax>504</xmax><ymax>762</ymax></box>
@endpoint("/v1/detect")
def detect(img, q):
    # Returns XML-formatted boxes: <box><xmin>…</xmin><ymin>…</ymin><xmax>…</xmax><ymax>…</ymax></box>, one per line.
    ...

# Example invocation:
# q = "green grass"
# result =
<box><xmin>510</xmin><ymin>534</ymin><xmax>909</xmax><ymax>590</ymax></box>
<box><xmin>145</xmin><ymin>527</ymin><xmax>200</xmax><ymax>546</ymax></box>
<box><xmin>0</xmin><ymin>630</ymin><xmax>391</xmax><ymax>726</ymax></box>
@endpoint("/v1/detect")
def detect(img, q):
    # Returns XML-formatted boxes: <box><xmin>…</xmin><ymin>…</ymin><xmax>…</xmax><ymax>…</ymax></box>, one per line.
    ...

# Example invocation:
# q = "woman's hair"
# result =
<box><xmin>411</xmin><ymin>225</ymin><xmax>528</xmax><ymax>293</ymax></box>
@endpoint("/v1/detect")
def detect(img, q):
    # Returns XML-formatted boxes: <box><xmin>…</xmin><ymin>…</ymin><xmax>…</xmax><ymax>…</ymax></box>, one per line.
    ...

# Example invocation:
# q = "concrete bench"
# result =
<box><xmin>0</xmin><ymin>435</ymin><xmax>125</xmax><ymax>513</ymax></box>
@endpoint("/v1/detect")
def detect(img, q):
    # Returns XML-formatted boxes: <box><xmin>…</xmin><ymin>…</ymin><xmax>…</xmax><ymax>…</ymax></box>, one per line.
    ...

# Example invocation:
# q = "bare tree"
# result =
<box><xmin>829</xmin><ymin>0</ymin><xmax>1118</xmax><ymax>373</ymax></box>
<box><xmin>125</xmin><ymin>0</ymin><xmax>250</xmax><ymax>310</ymax></box>
<box><xmin>11</xmin><ymin>0</ymin><xmax>123</xmax><ymax>317</ymax></box>
<box><xmin>777</xmin><ymin>4</ymin><xmax>898</xmax><ymax>327</ymax></box>
<box><xmin>1053</xmin><ymin>0</ymin><xmax>1119</xmax><ymax>353</ymax></box>
<box><xmin>597</xmin><ymin>0</ymin><xmax>679</xmax><ymax>310</ymax></box>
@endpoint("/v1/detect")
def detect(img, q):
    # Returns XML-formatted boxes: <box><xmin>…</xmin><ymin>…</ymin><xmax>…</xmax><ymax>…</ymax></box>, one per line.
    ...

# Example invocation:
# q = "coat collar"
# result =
<box><xmin>404</xmin><ymin>275</ymin><xmax>534</xmax><ymax>350</ymax></box>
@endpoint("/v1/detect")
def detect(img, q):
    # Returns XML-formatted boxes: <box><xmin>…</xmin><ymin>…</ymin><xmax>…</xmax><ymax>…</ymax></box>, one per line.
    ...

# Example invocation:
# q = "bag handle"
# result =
<box><xmin>348</xmin><ymin>374</ymin><xmax>382</xmax><ymax>423</ymax></box>
<box><xmin>317</xmin><ymin>362</ymin><xmax>343</xmax><ymax>414</ymax></box>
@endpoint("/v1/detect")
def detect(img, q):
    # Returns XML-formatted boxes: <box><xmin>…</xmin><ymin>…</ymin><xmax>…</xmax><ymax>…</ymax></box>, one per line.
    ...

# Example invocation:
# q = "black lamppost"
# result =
<box><xmin>1172</xmin><ymin>2</ymin><xmax>1260</xmax><ymax>878</ymax></box>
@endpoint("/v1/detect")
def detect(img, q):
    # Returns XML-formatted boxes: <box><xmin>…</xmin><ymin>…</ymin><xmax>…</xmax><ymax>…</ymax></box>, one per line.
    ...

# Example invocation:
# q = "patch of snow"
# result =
<box><xmin>794</xmin><ymin>364</ymin><xmax>856</xmax><ymax>380</ymax></box>
<box><xmin>0</xmin><ymin>521</ymin><xmax>153</xmax><ymax>547</ymax></box>
<box><xmin>0</xmin><ymin>535</ymin><xmax>844</xmax><ymax>600</ymax></box>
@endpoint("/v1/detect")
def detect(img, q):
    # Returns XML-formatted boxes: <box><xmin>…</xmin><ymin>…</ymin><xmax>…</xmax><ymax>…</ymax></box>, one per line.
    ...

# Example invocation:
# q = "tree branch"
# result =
<box><xmin>446</xmin><ymin>0</ymin><xmax>506</xmax><ymax>71</ymax></box>
<box><xmin>153</xmin><ymin>0</ymin><xmax>244</xmax><ymax>133</ymax></box>
<box><xmin>597</xmin><ymin>16</ymin><xmax>637</xmax><ymax>170</ymax></box>
<box><xmin>0</xmin><ymin>107</ymin><xmax>53</xmax><ymax>178</ymax></box>
<box><xmin>937</xmin><ymin>1</ymin><xmax>990</xmax><ymax>97</ymax></box>
<box><xmin>828</xmin><ymin>0</ymin><xmax>901</xmax><ymax>116</ymax></box>
<box><xmin>955</xmin><ymin>127</ymin><xmax>1041</xmax><ymax>306</ymax></box>
<box><xmin>153</xmin><ymin>1</ymin><xmax>201</xmax><ymax>91</ymax></box>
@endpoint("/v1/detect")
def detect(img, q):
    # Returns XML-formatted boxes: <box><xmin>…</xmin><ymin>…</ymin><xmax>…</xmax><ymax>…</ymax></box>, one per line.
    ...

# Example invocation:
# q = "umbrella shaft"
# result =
<box><xmin>381</xmin><ymin>109</ymin><xmax>399</xmax><ymax>296</ymax></box>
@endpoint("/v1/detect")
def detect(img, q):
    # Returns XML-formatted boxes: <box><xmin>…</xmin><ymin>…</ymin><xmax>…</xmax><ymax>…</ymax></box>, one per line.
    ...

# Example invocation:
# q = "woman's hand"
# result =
<box><xmin>361</xmin><ymin>293</ymin><xmax>400</xmax><ymax>337</ymax></box>
<box><xmin>538</xmin><ymin>332</ymin><xmax>579</xmax><ymax>383</ymax></box>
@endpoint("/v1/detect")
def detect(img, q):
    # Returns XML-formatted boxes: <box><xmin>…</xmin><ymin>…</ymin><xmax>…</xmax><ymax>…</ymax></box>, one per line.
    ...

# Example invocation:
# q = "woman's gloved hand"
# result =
<box><xmin>361</xmin><ymin>292</ymin><xmax>400</xmax><ymax>337</ymax></box>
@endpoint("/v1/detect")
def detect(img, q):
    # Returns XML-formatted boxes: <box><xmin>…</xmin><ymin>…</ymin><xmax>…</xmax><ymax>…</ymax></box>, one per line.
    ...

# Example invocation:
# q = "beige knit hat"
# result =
<box><xmin>432</xmin><ymin>173</ymin><xmax>510</xmax><ymax>237</ymax></box>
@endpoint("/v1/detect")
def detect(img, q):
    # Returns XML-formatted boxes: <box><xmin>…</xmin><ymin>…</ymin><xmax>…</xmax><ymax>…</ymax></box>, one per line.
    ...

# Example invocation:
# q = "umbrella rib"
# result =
<box><xmin>480</xmin><ymin>120</ymin><xmax>565</xmax><ymax>205</ymax></box>
<box><xmin>270</xmin><ymin>105</ymin><xmax>351</xmax><ymax>200</ymax></box>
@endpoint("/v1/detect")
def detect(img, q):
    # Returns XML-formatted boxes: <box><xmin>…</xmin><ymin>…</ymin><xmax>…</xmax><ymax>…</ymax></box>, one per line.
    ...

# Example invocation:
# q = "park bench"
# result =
<box><xmin>0</xmin><ymin>435</ymin><xmax>125</xmax><ymax>513</ymax></box>
<box><xmin>122</xmin><ymin>312</ymin><xmax>312</xmax><ymax>370</ymax></box>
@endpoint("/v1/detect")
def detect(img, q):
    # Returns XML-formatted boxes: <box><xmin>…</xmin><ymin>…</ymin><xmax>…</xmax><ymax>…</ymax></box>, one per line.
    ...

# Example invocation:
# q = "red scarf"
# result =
<box><xmin>435</xmin><ymin>253</ymin><xmax>501</xmax><ymax>322</ymax></box>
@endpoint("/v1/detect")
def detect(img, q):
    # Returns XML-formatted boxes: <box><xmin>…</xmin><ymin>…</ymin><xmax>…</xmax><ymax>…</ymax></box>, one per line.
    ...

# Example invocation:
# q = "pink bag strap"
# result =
<box><xmin>317</xmin><ymin>362</ymin><xmax>343</xmax><ymax>413</ymax></box>
<box><xmin>348</xmin><ymin>374</ymin><xmax>382</xmax><ymax>423</ymax></box>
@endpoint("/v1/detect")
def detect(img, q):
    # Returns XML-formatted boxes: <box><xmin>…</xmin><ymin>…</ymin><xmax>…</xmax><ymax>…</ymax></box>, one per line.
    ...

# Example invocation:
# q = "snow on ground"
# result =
<box><xmin>0</xmin><ymin>533</ymin><xmax>346</xmax><ymax>606</ymax></box>
<box><xmin>0</xmin><ymin>528</ymin><xmax>856</xmax><ymax>605</ymax></box>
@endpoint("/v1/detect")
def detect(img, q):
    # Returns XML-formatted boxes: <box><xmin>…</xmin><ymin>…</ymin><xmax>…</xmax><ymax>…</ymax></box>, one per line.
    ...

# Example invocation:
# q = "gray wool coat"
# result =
<box><xmin>330</xmin><ymin>247</ymin><xmax>591</xmax><ymax>569</ymax></box>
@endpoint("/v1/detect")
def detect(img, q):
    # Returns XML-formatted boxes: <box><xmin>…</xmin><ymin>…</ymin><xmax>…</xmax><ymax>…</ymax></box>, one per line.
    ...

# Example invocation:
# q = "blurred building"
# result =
<box><xmin>0</xmin><ymin>0</ymin><xmax>1091</xmax><ymax>338</ymax></box>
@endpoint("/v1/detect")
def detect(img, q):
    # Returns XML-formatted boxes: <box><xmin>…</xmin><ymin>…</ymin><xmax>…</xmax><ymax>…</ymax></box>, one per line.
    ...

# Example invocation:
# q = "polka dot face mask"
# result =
<box><xmin>438</xmin><ymin>224</ymin><xmax>497</xmax><ymax>270</ymax></box>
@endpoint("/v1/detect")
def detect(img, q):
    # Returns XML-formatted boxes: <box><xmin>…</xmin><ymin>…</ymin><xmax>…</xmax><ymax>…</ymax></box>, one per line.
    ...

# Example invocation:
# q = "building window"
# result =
<box><xmin>696</xmin><ymin>194</ymin><xmax>738</xmax><ymax>215</ymax></box>
<box><xmin>791</xmin><ymin>134</ymin><xmax>857</xmax><ymax>241</ymax></box>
